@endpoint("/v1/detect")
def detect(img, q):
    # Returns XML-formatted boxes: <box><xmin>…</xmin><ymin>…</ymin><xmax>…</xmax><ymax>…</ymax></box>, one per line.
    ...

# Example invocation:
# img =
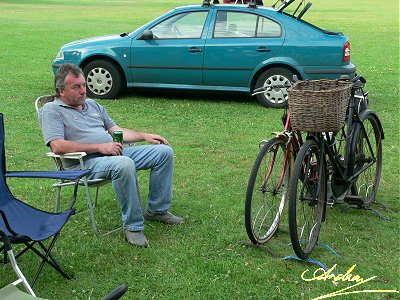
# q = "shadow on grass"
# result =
<box><xmin>119</xmin><ymin>88</ymin><xmax>259</xmax><ymax>106</ymax></box>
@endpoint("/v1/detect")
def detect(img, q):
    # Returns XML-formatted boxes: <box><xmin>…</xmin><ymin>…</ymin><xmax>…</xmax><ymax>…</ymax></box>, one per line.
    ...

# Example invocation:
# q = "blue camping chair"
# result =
<box><xmin>0</xmin><ymin>112</ymin><xmax>91</xmax><ymax>288</ymax></box>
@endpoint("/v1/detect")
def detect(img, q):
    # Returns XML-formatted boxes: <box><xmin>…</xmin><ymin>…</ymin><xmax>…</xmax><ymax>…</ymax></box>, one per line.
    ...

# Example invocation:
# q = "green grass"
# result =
<box><xmin>0</xmin><ymin>0</ymin><xmax>399</xmax><ymax>299</ymax></box>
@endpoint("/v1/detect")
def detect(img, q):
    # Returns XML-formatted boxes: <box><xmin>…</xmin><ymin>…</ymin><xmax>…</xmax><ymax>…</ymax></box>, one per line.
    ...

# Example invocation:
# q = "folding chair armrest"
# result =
<box><xmin>47</xmin><ymin>151</ymin><xmax>87</xmax><ymax>170</ymax></box>
<box><xmin>6</xmin><ymin>169</ymin><xmax>92</xmax><ymax>181</ymax></box>
<box><xmin>102</xmin><ymin>284</ymin><xmax>128</xmax><ymax>300</ymax></box>
<box><xmin>46</xmin><ymin>152</ymin><xmax>87</xmax><ymax>159</ymax></box>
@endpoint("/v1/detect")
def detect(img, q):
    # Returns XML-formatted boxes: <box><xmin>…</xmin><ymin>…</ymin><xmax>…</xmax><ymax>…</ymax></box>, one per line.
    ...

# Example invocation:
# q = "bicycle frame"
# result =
<box><xmin>266</xmin><ymin>112</ymin><xmax>303</xmax><ymax>194</ymax></box>
<box><xmin>311</xmin><ymin>82</ymin><xmax>377</xmax><ymax>191</ymax></box>
<box><xmin>253</xmin><ymin>83</ymin><xmax>303</xmax><ymax>195</ymax></box>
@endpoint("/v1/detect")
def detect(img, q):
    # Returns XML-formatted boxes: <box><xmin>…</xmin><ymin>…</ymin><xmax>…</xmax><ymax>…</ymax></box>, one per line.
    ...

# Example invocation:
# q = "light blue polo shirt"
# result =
<box><xmin>38</xmin><ymin>97</ymin><xmax>116</xmax><ymax>168</ymax></box>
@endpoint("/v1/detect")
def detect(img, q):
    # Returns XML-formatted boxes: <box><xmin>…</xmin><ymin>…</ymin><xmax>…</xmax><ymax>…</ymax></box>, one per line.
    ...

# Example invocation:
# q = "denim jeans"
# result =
<box><xmin>82</xmin><ymin>144</ymin><xmax>174</xmax><ymax>231</ymax></box>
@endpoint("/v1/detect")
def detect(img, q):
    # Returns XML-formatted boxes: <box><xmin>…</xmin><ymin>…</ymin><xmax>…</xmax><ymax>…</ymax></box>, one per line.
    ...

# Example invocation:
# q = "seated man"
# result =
<box><xmin>38</xmin><ymin>63</ymin><xmax>183</xmax><ymax>247</ymax></box>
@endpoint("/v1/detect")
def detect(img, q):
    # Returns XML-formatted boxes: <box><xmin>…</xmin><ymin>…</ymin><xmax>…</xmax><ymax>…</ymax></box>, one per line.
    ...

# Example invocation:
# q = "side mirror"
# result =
<box><xmin>141</xmin><ymin>30</ymin><xmax>154</xmax><ymax>40</ymax></box>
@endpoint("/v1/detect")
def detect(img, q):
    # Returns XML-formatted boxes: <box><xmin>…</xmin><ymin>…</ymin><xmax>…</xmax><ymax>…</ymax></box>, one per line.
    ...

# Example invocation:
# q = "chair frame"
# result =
<box><xmin>1</xmin><ymin>210</ymin><xmax>73</xmax><ymax>287</ymax></box>
<box><xmin>35</xmin><ymin>96</ymin><xmax>121</xmax><ymax>237</ymax></box>
<box><xmin>0</xmin><ymin>229</ymin><xmax>37</xmax><ymax>297</ymax></box>
<box><xmin>0</xmin><ymin>112</ymin><xmax>93</xmax><ymax>288</ymax></box>
<box><xmin>1</xmin><ymin>230</ymin><xmax>128</xmax><ymax>300</ymax></box>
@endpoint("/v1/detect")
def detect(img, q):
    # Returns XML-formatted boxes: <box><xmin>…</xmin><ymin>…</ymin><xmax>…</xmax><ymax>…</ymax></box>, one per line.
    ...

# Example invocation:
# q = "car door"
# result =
<box><xmin>130</xmin><ymin>11</ymin><xmax>208</xmax><ymax>86</ymax></box>
<box><xmin>203</xmin><ymin>10</ymin><xmax>284</xmax><ymax>87</ymax></box>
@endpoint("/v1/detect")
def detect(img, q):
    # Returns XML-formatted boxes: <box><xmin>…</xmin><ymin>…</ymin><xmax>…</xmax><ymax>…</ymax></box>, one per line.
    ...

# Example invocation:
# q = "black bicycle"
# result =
<box><xmin>287</xmin><ymin>75</ymin><xmax>383</xmax><ymax>259</ymax></box>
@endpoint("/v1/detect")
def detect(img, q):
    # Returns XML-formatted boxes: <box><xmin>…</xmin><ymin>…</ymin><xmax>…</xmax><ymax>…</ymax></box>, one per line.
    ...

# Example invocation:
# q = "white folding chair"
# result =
<box><xmin>35</xmin><ymin>95</ymin><xmax>121</xmax><ymax>237</ymax></box>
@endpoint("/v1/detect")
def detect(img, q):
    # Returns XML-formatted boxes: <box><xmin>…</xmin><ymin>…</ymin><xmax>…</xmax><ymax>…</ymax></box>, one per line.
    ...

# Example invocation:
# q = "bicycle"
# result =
<box><xmin>287</xmin><ymin>75</ymin><xmax>384</xmax><ymax>259</ymax></box>
<box><xmin>245</xmin><ymin>83</ymin><xmax>303</xmax><ymax>244</ymax></box>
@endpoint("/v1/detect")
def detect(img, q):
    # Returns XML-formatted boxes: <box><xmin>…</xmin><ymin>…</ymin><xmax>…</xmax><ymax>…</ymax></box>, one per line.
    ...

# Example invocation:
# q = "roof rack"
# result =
<box><xmin>247</xmin><ymin>0</ymin><xmax>257</xmax><ymax>8</ymax></box>
<box><xmin>202</xmin><ymin>0</ymin><xmax>262</xmax><ymax>7</ymax></box>
<box><xmin>272</xmin><ymin>0</ymin><xmax>295</xmax><ymax>12</ymax></box>
<box><xmin>202</xmin><ymin>0</ymin><xmax>211</xmax><ymax>7</ymax></box>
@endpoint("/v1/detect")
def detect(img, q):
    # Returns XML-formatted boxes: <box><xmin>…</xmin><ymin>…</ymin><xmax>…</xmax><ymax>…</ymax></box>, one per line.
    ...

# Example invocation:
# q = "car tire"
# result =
<box><xmin>83</xmin><ymin>60</ymin><xmax>123</xmax><ymax>99</ymax></box>
<box><xmin>254</xmin><ymin>68</ymin><xmax>296</xmax><ymax>108</ymax></box>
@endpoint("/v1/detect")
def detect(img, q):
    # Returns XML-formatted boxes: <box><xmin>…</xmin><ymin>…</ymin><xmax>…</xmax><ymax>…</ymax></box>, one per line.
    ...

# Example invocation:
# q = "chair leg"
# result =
<box><xmin>7</xmin><ymin>248</ymin><xmax>37</xmax><ymax>296</ymax></box>
<box><xmin>30</xmin><ymin>233</ymin><xmax>73</xmax><ymax>287</ymax></box>
<box><xmin>83</xmin><ymin>181</ymin><xmax>102</xmax><ymax>236</ymax></box>
<box><xmin>83</xmin><ymin>180</ymin><xmax>122</xmax><ymax>237</ymax></box>
<box><xmin>55</xmin><ymin>186</ymin><xmax>62</xmax><ymax>212</ymax></box>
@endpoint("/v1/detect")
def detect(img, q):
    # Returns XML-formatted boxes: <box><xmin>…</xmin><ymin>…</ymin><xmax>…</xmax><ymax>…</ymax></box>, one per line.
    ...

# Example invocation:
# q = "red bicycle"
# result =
<box><xmin>245</xmin><ymin>84</ymin><xmax>303</xmax><ymax>244</ymax></box>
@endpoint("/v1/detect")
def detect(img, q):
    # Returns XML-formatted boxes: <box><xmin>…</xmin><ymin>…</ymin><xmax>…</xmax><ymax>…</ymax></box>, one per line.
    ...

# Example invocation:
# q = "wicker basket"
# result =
<box><xmin>288</xmin><ymin>79</ymin><xmax>353</xmax><ymax>132</ymax></box>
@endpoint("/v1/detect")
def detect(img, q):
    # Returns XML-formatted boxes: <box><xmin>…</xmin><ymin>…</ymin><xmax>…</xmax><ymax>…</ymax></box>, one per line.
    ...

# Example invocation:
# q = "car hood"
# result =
<box><xmin>61</xmin><ymin>34</ymin><xmax>130</xmax><ymax>50</ymax></box>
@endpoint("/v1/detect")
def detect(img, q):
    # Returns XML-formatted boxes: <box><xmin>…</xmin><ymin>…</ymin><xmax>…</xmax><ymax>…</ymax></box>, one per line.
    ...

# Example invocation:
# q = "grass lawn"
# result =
<box><xmin>0</xmin><ymin>0</ymin><xmax>399</xmax><ymax>299</ymax></box>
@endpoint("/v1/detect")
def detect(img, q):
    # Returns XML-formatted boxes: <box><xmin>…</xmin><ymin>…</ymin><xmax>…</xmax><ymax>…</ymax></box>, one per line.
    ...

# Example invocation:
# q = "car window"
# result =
<box><xmin>214</xmin><ymin>11</ymin><xmax>281</xmax><ymax>38</ymax></box>
<box><xmin>151</xmin><ymin>11</ymin><xmax>208</xmax><ymax>39</ymax></box>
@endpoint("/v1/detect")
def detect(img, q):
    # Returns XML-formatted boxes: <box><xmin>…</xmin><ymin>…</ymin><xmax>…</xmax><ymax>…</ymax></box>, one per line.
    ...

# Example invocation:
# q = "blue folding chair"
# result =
<box><xmin>0</xmin><ymin>112</ymin><xmax>91</xmax><ymax>288</ymax></box>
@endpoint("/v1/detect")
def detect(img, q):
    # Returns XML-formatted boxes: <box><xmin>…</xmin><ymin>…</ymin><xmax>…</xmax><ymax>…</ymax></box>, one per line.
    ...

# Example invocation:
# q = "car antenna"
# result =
<box><xmin>202</xmin><ymin>0</ymin><xmax>211</xmax><ymax>7</ymax></box>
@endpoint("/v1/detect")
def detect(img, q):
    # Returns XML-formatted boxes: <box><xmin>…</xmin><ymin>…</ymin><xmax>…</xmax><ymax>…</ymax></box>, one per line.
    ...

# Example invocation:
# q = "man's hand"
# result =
<box><xmin>98</xmin><ymin>142</ymin><xmax>123</xmax><ymax>156</ymax></box>
<box><xmin>143</xmin><ymin>133</ymin><xmax>170</xmax><ymax>145</ymax></box>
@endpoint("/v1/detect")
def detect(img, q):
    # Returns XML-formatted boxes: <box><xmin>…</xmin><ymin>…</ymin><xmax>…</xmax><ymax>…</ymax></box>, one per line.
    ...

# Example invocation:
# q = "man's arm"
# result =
<box><xmin>50</xmin><ymin>139</ymin><xmax>123</xmax><ymax>156</ymax></box>
<box><xmin>108</xmin><ymin>126</ymin><xmax>170</xmax><ymax>145</ymax></box>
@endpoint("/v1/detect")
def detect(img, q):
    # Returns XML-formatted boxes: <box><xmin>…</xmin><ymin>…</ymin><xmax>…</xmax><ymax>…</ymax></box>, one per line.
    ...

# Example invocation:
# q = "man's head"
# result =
<box><xmin>54</xmin><ymin>63</ymin><xmax>86</xmax><ymax>107</ymax></box>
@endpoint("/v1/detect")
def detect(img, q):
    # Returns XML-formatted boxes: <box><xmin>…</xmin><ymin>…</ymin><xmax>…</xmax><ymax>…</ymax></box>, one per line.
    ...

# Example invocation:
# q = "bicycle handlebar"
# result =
<box><xmin>352</xmin><ymin>75</ymin><xmax>366</xmax><ymax>84</ymax></box>
<box><xmin>341</xmin><ymin>74</ymin><xmax>366</xmax><ymax>87</ymax></box>
<box><xmin>252</xmin><ymin>84</ymin><xmax>291</xmax><ymax>96</ymax></box>
<box><xmin>252</xmin><ymin>75</ymin><xmax>366</xmax><ymax>96</ymax></box>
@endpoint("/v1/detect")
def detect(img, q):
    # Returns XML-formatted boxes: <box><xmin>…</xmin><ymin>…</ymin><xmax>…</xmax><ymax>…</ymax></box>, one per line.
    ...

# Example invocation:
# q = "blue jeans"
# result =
<box><xmin>82</xmin><ymin>144</ymin><xmax>174</xmax><ymax>231</ymax></box>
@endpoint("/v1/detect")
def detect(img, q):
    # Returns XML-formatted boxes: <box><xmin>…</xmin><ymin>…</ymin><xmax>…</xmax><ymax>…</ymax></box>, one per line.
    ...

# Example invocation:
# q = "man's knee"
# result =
<box><xmin>157</xmin><ymin>145</ymin><xmax>174</xmax><ymax>163</ymax></box>
<box><xmin>114</xmin><ymin>156</ymin><xmax>136</xmax><ymax>177</ymax></box>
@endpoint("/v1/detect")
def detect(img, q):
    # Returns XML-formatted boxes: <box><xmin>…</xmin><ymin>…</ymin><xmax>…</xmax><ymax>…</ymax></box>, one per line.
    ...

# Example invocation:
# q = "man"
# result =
<box><xmin>39</xmin><ymin>63</ymin><xmax>183</xmax><ymax>248</ymax></box>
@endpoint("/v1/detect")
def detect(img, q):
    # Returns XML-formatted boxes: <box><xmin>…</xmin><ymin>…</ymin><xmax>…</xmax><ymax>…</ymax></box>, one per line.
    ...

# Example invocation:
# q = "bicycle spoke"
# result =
<box><xmin>245</xmin><ymin>137</ymin><xmax>289</xmax><ymax>244</ymax></box>
<box><xmin>289</xmin><ymin>139</ymin><xmax>325</xmax><ymax>259</ymax></box>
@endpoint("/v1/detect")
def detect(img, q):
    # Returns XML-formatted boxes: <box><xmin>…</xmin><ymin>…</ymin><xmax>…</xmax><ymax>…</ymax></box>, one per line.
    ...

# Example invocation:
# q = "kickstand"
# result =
<box><xmin>283</xmin><ymin>255</ymin><xmax>331</xmax><ymax>270</ymax></box>
<box><xmin>239</xmin><ymin>240</ymin><xmax>280</xmax><ymax>259</ymax></box>
<box><xmin>342</xmin><ymin>202</ymin><xmax>391</xmax><ymax>220</ymax></box>
<box><xmin>284</xmin><ymin>241</ymin><xmax>341</xmax><ymax>271</ymax></box>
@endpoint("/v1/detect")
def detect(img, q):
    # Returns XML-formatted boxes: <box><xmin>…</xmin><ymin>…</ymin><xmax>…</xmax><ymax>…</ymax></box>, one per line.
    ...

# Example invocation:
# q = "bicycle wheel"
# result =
<box><xmin>288</xmin><ymin>139</ymin><xmax>326</xmax><ymax>259</ymax></box>
<box><xmin>245</xmin><ymin>137</ymin><xmax>289</xmax><ymax>244</ymax></box>
<box><xmin>350</xmin><ymin>112</ymin><xmax>382</xmax><ymax>206</ymax></box>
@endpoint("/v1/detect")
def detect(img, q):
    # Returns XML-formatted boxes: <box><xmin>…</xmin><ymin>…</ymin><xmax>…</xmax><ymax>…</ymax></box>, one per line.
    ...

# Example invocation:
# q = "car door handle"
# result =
<box><xmin>256</xmin><ymin>47</ymin><xmax>271</xmax><ymax>53</ymax></box>
<box><xmin>188</xmin><ymin>47</ymin><xmax>202</xmax><ymax>53</ymax></box>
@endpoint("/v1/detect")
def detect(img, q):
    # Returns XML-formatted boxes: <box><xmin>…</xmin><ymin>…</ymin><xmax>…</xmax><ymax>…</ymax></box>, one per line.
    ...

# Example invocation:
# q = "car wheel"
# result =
<box><xmin>83</xmin><ymin>60</ymin><xmax>123</xmax><ymax>99</ymax></box>
<box><xmin>254</xmin><ymin>68</ymin><xmax>296</xmax><ymax>108</ymax></box>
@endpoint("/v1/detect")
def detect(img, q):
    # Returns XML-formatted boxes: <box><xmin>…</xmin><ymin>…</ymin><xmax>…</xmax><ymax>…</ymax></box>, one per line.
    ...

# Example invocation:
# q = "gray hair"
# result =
<box><xmin>54</xmin><ymin>63</ymin><xmax>84</xmax><ymax>97</ymax></box>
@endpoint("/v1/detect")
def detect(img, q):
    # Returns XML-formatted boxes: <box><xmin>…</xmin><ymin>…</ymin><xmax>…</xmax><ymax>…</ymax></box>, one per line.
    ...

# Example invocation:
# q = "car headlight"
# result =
<box><xmin>56</xmin><ymin>51</ymin><xmax>64</xmax><ymax>60</ymax></box>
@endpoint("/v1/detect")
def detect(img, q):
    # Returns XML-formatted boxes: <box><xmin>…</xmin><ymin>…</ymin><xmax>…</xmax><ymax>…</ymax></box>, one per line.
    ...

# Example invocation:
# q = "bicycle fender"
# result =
<box><xmin>273</xmin><ymin>131</ymin><xmax>289</xmax><ymax>142</ymax></box>
<box><xmin>259</xmin><ymin>132</ymin><xmax>289</xmax><ymax>148</ymax></box>
<box><xmin>305</xmin><ymin>134</ymin><xmax>320</xmax><ymax>144</ymax></box>
<box><xmin>358</xmin><ymin>109</ymin><xmax>385</xmax><ymax>140</ymax></box>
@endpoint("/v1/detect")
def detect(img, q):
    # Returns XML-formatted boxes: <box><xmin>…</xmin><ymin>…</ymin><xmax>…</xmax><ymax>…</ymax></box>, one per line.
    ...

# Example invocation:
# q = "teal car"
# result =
<box><xmin>52</xmin><ymin>0</ymin><xmax>355</xmax><ymax>108</ymax></box>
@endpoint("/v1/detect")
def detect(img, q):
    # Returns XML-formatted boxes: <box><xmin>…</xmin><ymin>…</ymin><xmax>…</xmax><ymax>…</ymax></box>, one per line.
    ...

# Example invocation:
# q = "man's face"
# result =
<box><xmin>59</xmin><ymin>73</ymin><xmax>86</xmax><ymax>107</ymax></box>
